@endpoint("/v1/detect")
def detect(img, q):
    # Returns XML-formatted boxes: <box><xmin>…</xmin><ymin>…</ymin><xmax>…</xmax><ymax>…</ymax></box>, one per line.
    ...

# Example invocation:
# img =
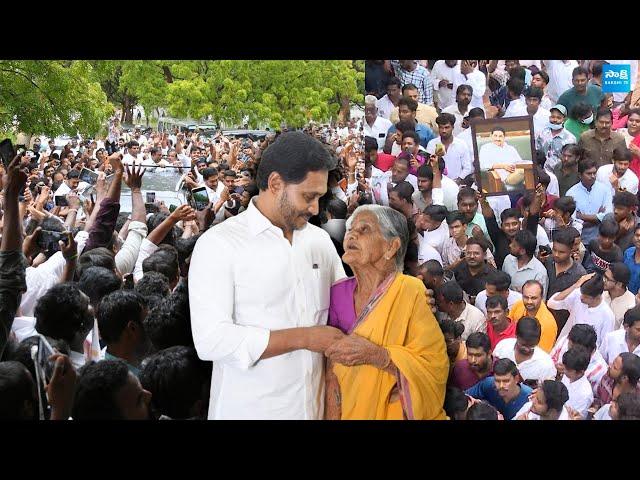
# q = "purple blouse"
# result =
<box><xmin>328</xmin><ymin>277</ymin><xmax>358</xmax><ymax>334</ymax></box>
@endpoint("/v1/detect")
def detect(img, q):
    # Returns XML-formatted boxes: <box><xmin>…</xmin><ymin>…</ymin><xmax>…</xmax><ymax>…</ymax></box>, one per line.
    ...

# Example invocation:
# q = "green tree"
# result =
<box><xmin>164</xmin><ymin>60</ymin><xmax>363</xmax><ymax>128</ymax></box>
<box><xmin>0</xmin><ymin>60</ymin><xmax>112</xmax><ymax>137</ymax></box>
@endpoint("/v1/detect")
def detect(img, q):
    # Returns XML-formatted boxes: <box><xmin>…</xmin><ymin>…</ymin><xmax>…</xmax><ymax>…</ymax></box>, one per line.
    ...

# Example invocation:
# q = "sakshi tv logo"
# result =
<box><xmin>602</xmin><ymin>64</ymin><xmax>632</xmax><ymax>93</ymax></box>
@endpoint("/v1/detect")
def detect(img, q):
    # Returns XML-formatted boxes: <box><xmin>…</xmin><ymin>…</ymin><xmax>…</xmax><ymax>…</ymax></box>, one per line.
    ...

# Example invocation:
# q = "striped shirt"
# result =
<box><xmin>391</xmin><ymin>60</ymin><xmax>434</xmax><ymax>106</ymax></box>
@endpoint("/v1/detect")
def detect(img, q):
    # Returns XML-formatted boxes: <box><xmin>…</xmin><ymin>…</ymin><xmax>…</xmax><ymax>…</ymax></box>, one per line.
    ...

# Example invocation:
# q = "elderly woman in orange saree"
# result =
<box><xmin>324</xmin><ymin>205</ymin><xmax>449</xmax><ymax>420</ymax></box>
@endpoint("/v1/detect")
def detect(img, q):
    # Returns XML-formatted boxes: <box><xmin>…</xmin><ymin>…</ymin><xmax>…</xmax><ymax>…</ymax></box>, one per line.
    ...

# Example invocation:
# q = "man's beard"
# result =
<box><xmin>278</xmin><ymin>189</ymin><xmax>309</xmax><ymax>232</ymax></box>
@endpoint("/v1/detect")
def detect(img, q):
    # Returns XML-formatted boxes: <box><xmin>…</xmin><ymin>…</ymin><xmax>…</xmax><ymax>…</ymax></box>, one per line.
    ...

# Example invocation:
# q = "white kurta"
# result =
<box><xmin>188</xmin><ymin>198</ymin><xmax>346</xmax><ymax>419</ymax></box>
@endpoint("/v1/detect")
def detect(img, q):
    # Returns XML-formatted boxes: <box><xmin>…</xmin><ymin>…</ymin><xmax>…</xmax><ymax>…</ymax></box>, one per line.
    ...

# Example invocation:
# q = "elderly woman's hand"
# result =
<box><xmin>325</xmin><ymin>334</ymin><xmax>390</xmax><ymax>369</ymax></box>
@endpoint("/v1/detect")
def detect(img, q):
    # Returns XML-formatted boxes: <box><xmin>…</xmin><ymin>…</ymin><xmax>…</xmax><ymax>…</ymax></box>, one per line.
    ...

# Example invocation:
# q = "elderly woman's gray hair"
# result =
<box><xmin>346</xmin><ymin>205</ymin><xmax>409</xmax><ymax>271</ymax></box>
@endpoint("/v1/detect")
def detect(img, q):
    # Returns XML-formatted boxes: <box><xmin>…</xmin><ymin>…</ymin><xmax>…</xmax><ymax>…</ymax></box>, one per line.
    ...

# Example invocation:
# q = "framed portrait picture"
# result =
<box><xmin>470</xmin><ymin>116</ymin><xmax>537</xmax><ymax>197</ymax></box>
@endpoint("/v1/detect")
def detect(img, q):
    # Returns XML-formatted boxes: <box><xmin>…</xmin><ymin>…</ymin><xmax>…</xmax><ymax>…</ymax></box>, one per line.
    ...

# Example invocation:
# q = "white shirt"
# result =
<box><xmin>132</xmin><ymin>238</ymin><xmax>160</xmax><ymax>282</ymax></box>
<box><xmin>514</xmin><ymin>401</ymin><xmax>571</xmax><ymax>420</ymax></box>
<box><xmin>420</xmin><ymin>220</ymin><xmax>449</xmax><ymax>255</ymax></box>
<box><xmin>546</xmin><ymin>169</ymin><xmax>560</xmax><ymax>197</ymax></box>
<box><xmin>442</xmin><ymin>104</ymin><xmax>472</xmax><ymax>137</ymax></box>
<box><xmin>205</xmin><ymin>181</ymin><xmax>226</xmax><ymax>204</ymax></box>
<box><xmin>474</xmin><ymin>289</ymin><xmax>522</xmax><ymax>315</ymax></box>
<box><xmin>599</xmin><ymin>328</ymin><xmax>640</xmax><ymax>365</ymax></box>
<box><xmin>123</xmin><ymin>153</ymin><xmax>144</xmax><ymax>166</ymax></box>
<box><xmin>364</xmin><ymin>116</ymin><xmax>393</xmax><ymax>151</ymax></box>
<box><xmin>596</xmin><ymin>164</ymin><xmax>639</xmax><ymax>196</ymax></box>
<box><xmin>18</xmin><ymin>231</ymin><xmax>90</xmax><ymax>317</ymax></box>
<box><xmin>453</xmin><ymin>303</ymin><xmax>487</xmax><ymax>341</ymax></box>
<box><xmin>544</xmin><ymin>60</ymin><xmax>579</xmax><ymax>103</ymax></box>
<box><xmin>602</xmin><ymin>290</ymin><xmax>638</xmax><ymax>330</ymax></box>
<box><xmin>456</xmin><ymin>127</ymin><xmax>474</xmax><ymax>152</ymax></box>
<box><xmin>493</xmin><ymin>337</ymin><xmax>557</xmax><ymax>383</ymax></box>
<box><xmin>561</xmin><ymin>374</ymin><xmax>594</xmax><ymax>419</ymax></box>
<box><xmin>431</xmin><ymin>60</ymin><xmax>457</xmax><ymax>109</ymax></box>
<box><xmin>532</xmin><ymin>107</ymin><xmax>551</xmax><ymax>138</ymax></box>
<box><xmin>550</xmin><ymin>336</ymin><xmax>608</xmax><ymax>396</ymax></box>
<box><xmin>426</xmin><ymin>136</ymin><xmax>473</xmax><ymax>181</ymax></box>
<box><xmin>548</xmin><ymin>289</ymin><xmax>615</xmax><ymax>349</ymax></box>
<box><xmin>114</xmin><ymin>221</ymin><xmax>148</xmax><ymax>276</ymax></box>
<box><xmin>376</xmin><ymin>95</ymin><xmax>396</xmax><ymax>120</ymax></box>
<box><xmin>418</xmin><ymin>240</ymin><xmax>443</xmax><ymax>266</ymax></box>
<box><xmin>188</xmin><ymin>198</ymin><xmax>346</xmax><ymax>419</ymax></box>
<box><xmin>503</xmin><ymin>97</ymin><xmax>528</xmax><ymax>118</ymax></box>
<box><xmin>428</xmin><ymin>176</ymin><xmax>460</xmax><ymax>213</ymax></box>
<box><xmin>593</xmin><ymin>403</ymin><xmax>612</xmax><ymax>420</ymax></box>
<box><xmin>479</xmin><ymin>142</ymin><xmax>527</xmax><ymax>183</ymax></box>
<box><xmin>452</xmin><ymin>65</ymin><xmax>487</xmax><ymax>109</ymax></box>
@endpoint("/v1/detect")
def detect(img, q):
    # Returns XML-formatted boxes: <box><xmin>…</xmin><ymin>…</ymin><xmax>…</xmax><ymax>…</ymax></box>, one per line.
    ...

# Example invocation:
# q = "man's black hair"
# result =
<box><xmin>514</xmin><ymin>230</ymin><xmax>537</xmax><ymax>258</ymax></box>
<box><xmin>142</xmin><ymin>245</ymin><xmax>179</xmax><ymax>286</ymax></box>
<box><xmin>392</xmin><ymin>181</ymin><xmax>414</xmax><ymax>203</ymax></box>
<box><xmin>436</xmin><ymin>113</ymin><xmax>456</xmax><ymax>127</ymax></box>
<box><xmin>326</xmin><ymin>198</ymin><xmax>348</xmax><ymax>220</ymax></box>
<box><xmin>444</xmin><ymin>386</ymin><xmax>468</xmax><ymax>420</ymax></box>
<box><xmin>578</xmin><ymin>158</ymin><xmax>598</xmax><ymax>174</ymax></box>
<box><xmin>144</xmin><ymin>289</ymin><xmax>193</xmax><ymax>350</ymax></box>
<box><xmin>397</xmin><ymin>97</ymin><xmax>418</xmax><ymax>112</ymax></box>
<box><xmin>135</xmin><ymin>272</ymin><xmax>171</xmax><ymax>300</ymax></box>
<box><xmin>439</xmin><ymin>318</ymin><xmax>465</xmax><ymax>339</ymax></box>
<box><xmin>540</xmin><ymin>380</ymin><xmax>569</xmax><ymax>412</ymax></box>
<box><xmin>72</xmin><ymin>360</ymin><xmax>132</xmax><ymax>420</ymax></box>
<box><xmin>599</xmin><ymin>218</ymin><xmax>619</xmax><ymax>238</ymax></box>
<box><xmin>146</xmin><ymin>213</ymin><xmax>177</xmax><ymax>246</ymax></box>
<box><xmin>580</xmin><ymin>274</ymin><xmax>604</xmax><ymax>298</ymax></box>
<box><xmin>613</xmin><ymin>190</ymin><xmax>638</xmax><ymax>208</ymax></box>
<box><xmin>568</xmin><ymin>324</ymin><xmax>598</xmax><ymax>353</ymax></box>
<box><xmin>34</xmin><ymin>283</ymin><xmax>93</xmax><ymax>344</ymax></box>
<box><xmin>493</xmin><ymin>358</ymin><xmax>519</xmax><ymax>377</ymax></box>
<box><xmin>256</xmin><ymin>132</ymin><xmax>336</xmax><ymax>190</ymax></box>
<box><xmin>466</xmin><ymin>332</ymin><xmax>491</xmax><ymax>353</ymax></box>
<box><xmin>423</xmin><ymin>204</ymin><xmax>448</xmax><ymax>223</ymax></box>
<box><xmin>76</xmin><ymin>247</ymin><xmax>116</xmax><ymax>279</ymax></box>
<box><xmin>466</xmin><ymin>401</ymin><xmax>499</xmax><ymax>420</ymax></box>
<box><xmin>623</xmin><ymin>305</ymin><xmax>640</xmax><ymax>329</ymax></box>
<box><xmin>553</xmin><ymin>197</ymin><xmax>577</xmax><ymax>216</ymax></box>
<box><xmin>440</xmin><ymin>281</ymin><xmax>464</xmax><ymax>303</ymax></box>
<box><xmin>97</xmin><ymin>290</ymin><xmax>147</xmax><ymax>344</ymax></box>
<box><xmin>0</xmin><ymin>362</ymin><xmax>37</xmax><ymax>420</ymax></box>
<box><xmin>79</xmin><ymin>266</ymin><xmax>121</xmax><ymax>310</ymax></box>
<box><xmin>570</xmin><ymin>101</ymin><xmax>593</xmax><ymax>120</ymax></box>
<box><xmin>500</xmin><ymin>207</ymin><xmax>521</xmax><ymax>224</ymax></box>
<box><xmin>562</xmin><ymin>346</ymin><xmax>590</xmax><ymax>373</ymax></box>
<box><xmin>516</xmin><ymin>317</ymin><xmax>541</xmax><ymax>345</ymax></box>
<box><xmin>201</xmin><ymin>167</ymin><xmax>218</xmax><ymax>180</ymax></box>
<box><xmin>486</xmin><ymin>295</ymin><xmax>508</xmax><ymax>311</ymax></box>
<box><xmin>446</xmin><ymin>210</ymin><xmax>467</xmax><ymax>226</ymax></box>
<box><xmin>485</xmin><ymin>270</ymin><xmax>511</xmax><ymax>292</ymax></box>
<box><xmin>139</xmin><ymin>346</ymin><xmax>212</xmax><ymax>420</ymax></box>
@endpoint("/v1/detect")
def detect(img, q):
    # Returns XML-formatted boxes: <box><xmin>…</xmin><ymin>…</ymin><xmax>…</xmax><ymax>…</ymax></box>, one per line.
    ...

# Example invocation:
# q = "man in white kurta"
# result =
<box><xmin>188</xmin><ymin>132</ymin><xmax>347</xmax><ymax>419</ymax></box>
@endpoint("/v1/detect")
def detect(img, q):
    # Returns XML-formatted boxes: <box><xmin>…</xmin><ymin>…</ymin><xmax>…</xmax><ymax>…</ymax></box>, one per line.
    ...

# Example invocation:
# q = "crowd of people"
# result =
<box><xmin>356</xmin><ymin>59</ymin><xmax>640</xmax><ymax>420</ymax></box>
<box><xmin>2</xmin><ymin>59</ymin><xmax>640</xmax><ymax>421</ymax></box>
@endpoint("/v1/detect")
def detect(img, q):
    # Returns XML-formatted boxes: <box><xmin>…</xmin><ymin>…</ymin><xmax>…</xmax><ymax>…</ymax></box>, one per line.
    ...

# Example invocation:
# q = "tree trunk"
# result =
<box><xmin>122</xmin><ymin>94</ymin><xmax>135</xmax><ymax>124</ymax></box>
<box><xmin>338</xmin><ymin>95</ymin><xmax>350</xmax><ymax>123</ymax></box>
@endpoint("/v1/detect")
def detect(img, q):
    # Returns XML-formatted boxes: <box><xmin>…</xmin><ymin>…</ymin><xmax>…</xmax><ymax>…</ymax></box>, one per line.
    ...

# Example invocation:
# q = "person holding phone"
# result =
<box><xmin>189</xmin><ymin>132</ymin><xmax>347</xmax><ymax>420</ymax></box>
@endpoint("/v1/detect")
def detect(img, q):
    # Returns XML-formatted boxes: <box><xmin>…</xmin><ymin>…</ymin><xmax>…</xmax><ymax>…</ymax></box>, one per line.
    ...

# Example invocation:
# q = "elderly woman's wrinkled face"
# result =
<box><xmin>343</xmin><ymin>211</ymin><xmax>398</xmax><ymax>269</ymax></box>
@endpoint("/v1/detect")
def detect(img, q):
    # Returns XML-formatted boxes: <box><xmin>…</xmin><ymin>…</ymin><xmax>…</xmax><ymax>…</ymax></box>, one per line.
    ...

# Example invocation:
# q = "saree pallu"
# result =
<box><xmin>332</xmin><ymin>274</ymin><xmax>449</xmax><ymax>420</ymax></box>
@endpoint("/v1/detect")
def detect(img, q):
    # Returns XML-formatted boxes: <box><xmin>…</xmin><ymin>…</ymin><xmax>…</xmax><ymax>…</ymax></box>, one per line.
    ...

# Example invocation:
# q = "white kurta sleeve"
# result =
<box><xmin>188</xmin><ymin>233</ymin><xmax>270</xmax><ymax>369</ymax></box>
<box><xmin>115</xmin><ymin>221</ymin><xmax>148</xmax><ymax>276</ymax></box>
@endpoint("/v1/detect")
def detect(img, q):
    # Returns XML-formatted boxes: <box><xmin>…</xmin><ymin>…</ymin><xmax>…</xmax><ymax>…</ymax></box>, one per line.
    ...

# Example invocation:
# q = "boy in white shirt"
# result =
<box><xmin>493</xmin><ymin>317</ymin><xmax>556</xmax><ymax>388</ymax></box>
<box><xmin>560</xmin><ymin>346</ymin><xmax>594</xmax><ymax>419</ymax></box>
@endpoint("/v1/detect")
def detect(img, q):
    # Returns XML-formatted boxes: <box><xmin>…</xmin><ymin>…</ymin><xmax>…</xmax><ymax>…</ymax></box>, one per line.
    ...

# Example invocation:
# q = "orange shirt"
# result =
<box><xmin>509</xmin><ymin>300</ymin><xmax>558</xmax><ymax>353</ymax></box>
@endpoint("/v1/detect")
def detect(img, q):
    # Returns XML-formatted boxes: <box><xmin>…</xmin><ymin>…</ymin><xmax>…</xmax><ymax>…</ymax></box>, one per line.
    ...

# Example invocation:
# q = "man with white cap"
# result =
<box><xmin>534</xmin><ymin>104</ymin><xmax>577</xmax><ymax>173</ymax></box>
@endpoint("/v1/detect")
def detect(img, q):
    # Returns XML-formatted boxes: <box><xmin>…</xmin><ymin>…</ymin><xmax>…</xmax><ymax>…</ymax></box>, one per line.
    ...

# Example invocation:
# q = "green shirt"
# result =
<box><xmin>557</xmin><ymin>85</ymin><xmax>605</xmax><ymax>116</ymax></box>
<box><xmin>552</xmin><ymin>164</ymin><xmax>580</xmax><ymax>197</ymax></box>
<box><xmin>564</xmin><ymin>118</ymin><xmax>591</xmax><ymax>141</ymax></box>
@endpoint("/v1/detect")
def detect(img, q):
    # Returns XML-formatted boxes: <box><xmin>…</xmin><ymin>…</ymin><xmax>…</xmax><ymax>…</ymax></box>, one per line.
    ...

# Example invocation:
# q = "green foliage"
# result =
<box><xmin>0</xmin><ymin>60</ymin><xmax>112</xmax><ymax>137</ymax></box>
